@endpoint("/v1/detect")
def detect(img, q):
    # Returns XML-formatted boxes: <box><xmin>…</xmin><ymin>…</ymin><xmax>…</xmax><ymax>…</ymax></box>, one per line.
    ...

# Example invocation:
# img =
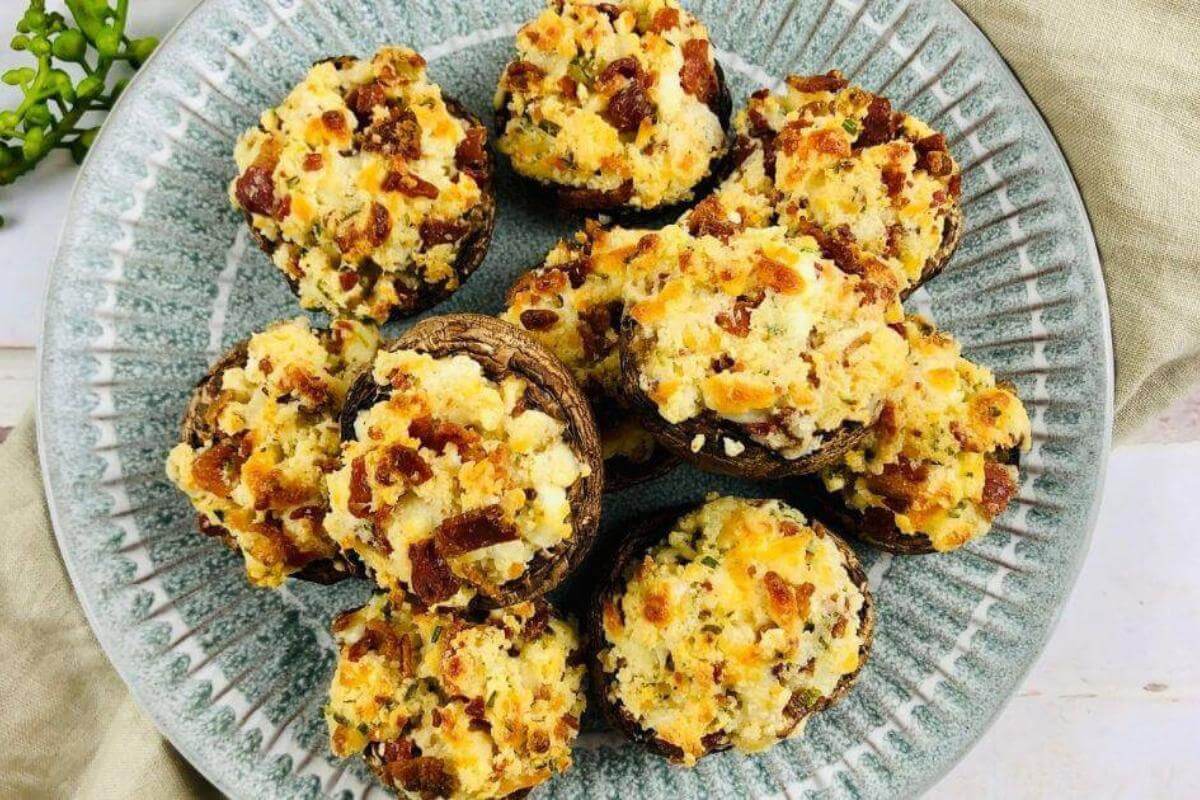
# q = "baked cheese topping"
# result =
<box><xmin>821</xmin><ymin>316</ymin><xmax>1032</xmax><ymax>551</ymax></box>
<box><xmin>231</xmin><ymin>47</ymin><xmax>490</xmax><ymax>322</ymax></box>
<box><xmin>327</xmin><ymin>594</ymin><xmax>585</xmax><ymax>799</ymax></box>
<box><xmin>325</xmin><ymin>348</ymin><xmax>591</xmax><ymax>608</ymax></box>
<box><xmin>622</xmin><ymin>223</ymin><xmax>908</xmax><ymax>459</ymax></box>
<box><xmin>598</xmin><ymin>496</ymin><xmax>867</xmax><ymax>765</ymax></box>
<box><xmin>713</xmin><ymin>71</ymin><xmax>961</xmax><ymax>291</ymax></box>
<box><xmin>496</xmin><ymin>0</ymin><xmax>726</xmax><ymax>209</ymax></box>
<box><xmin>166</xmin><ymin>317</ymin><xmax>380</xmax><ymax>587</ymax></box>
<box><xmin>502</xmin><ymin>222</ymin><xmax>659</xmax><ymax>465</ymax></box>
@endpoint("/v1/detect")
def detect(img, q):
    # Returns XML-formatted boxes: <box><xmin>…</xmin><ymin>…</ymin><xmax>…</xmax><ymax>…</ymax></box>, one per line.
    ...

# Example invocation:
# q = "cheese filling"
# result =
<box><xmin>496</xmin><ymin>0</ymin><xmax>726</xmax><ymax>209</ymax></box>
<box><xmin>327</xmin><ymin>594</ymin><xmax>585</xmax><ymax>799</ymax></box>
<box><xmin>821</xmin><ymin>316</ymin><xmax>1032</xmax><ymax>551</ymax></box>
<box><xmin>598</xmin><ymin>496</ymin><xmax>867</xmax><ymax>765</ymax></box>
<box><xmin>622</xmin><ymin>223</ymin><xmax>908</xmax><ymax>459</ymax></box>
<box><xmin>231</xmin><ymin>47</ymin><xmax>489</xmax><ymax>322</ymax></box>
<box><xmin>325</xmin><ymin>348</ymin><xmax>591</xmax><ymax>608</ymax></box>
<box><xmin>166</xmin><ymin>317</ymin><xmax>380</xmax><ymax>587</ymax></box>
<box><xmin>701</xmin><ymin>71</ymin><xmax>961</xmax><ymax>292</ymax></box>
<box><xmin>502</xmin><ymin>222</ymin><xmax>660</xmax><ymax>466</ymax></box>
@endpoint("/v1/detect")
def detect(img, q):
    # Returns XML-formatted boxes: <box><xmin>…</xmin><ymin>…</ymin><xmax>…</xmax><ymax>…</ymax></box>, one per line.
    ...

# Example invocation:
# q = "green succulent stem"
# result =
<box><xmin>0</xmin><ymin>0</ymin><xmax>154</xmax><ymax>193</ymax></box>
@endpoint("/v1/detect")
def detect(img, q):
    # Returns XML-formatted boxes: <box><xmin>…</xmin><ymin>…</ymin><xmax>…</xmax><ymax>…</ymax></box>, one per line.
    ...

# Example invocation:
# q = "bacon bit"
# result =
<box><xmin>948</xmin><ymin>172</ymin><xmax>962</xmax><ymax>198</ymax></box>
<box><xmin>679</xmin><ymin>39</ymin><xmax>718</xmax><ymax>104</ymax></box>
<box><xmin>362</xmin><ymin>105</ymin><xmax>422</xmax><ymax>159</ymax></box>
<box><xmin>603</xmin><ymin>81</ymin><xmax>653</xmax><ymax>133</ymax></box>
<box><xmin>465</xmin><ymin>697</ymin><xmax>486</xmax><ymax>720</ymax></box>
<box><xmin>408</xmin><ymin>416</ymin><xmax>484</xmax><ymax>460</ymax></box>
<box><xmin>346</xmin><ymin>82</ymin><xmax>387</xmax><ymax>126</ymax></box>
<box><xmin>856</xmin><ymin>95</ymin><xmax>902</xmax><ymax>148</ymax></box>
<box><xmin>418</xmin><ymin>218</ymin><xmax>469</xmax><ymax>248</ymax></box>
<box><xmin>519</xmin><ymin>308</ymin><xmax>560</xmax><ymax>331</ymax></box>
<box><xmin>380</xmin><ymin>738</ymin><xmax>418</xmax><ymax>764</ymax></box>
<box><xmin>375</xmin><ymin>443</ymin><xmax>432</xmax><ymax>486</ymax></box>
<box><xmin>528</xmin><ymin>730</ymin><xmax>551</xmax><ymax>754</ymax></box>
<box><xmin>711</xmin><ymin>354</ymin><xmax>735</xmax><ymax>373</ymax></box>
<box><xmin>434</xmin><ymin>505</ymin><xmax>519</xmax><ymax>557</ymax></box>
<box><xmin>578</xmin><ymin>302</ymin><xmax>619</xmax><ymax>361</ymax></box>
<box><xmin>338</xmin><ymin>271</ymin><xmax>359</xmax><ymax>291</ymax></box>
<box><xmin>556</xmin><ymin>258</ymin><xmax>591</xmax><ymax>289</ymax></box>
<box><xmin>408</xmin><ymin>539</ymin><xmax>460</xmax><ymax>604</ymax></box>
<box><xmin>558</xmin><ymin>74</ymin><xmax>579</xmax><ymax>99</ymax></box>
<box><xmin>865</xmin><ymin>456</ymin><xmax>930</xmax><ymax>512</ymax></box>
<box><xmin>641</xmin><ymin>590</ymin><xmax>669</xmax><ymax>625</ymax></box>
<box><xmin>453</xmin><ymin>126</ymin><xmax>489</xmax><ymax>184</ymax></box>
<box><xmin>192</xmin><ymin>440</ymin><xmax>244</xmax><ymax>497</ymax></box>
<box><xmin>796</xmin><ymin>221</ymin><xmax>864</xmax><ymax>276</ymax></box>
<box><xmin>348</xmin><ymin>456</ymin><xmax>373</xmax><ymax>518</ymax></box>
<box><xmin>780</xmin><ymin>520</ymin><xmax>803</xmax><ymax>537</ymax></box>
<box><xmin>774</xmin><ymin>118</ymin><xmax>813</xmax><ymax>156</ymax></box>
<box><xmin>685</xmin><ymin>196</ymin><xmax>739</xmax><ymax>242</ymax></box>
<box><xmin>884</xmin><ymin>223</ymin><xmax>904</xmax><ymax>258</ymax></box>
<box><xmin>384</xmin><ymin>756</ymin><xmax>459</xmax><ymax>799</ymax></box>
<box><xmin>715</xmin><ymin>290</ymin><xmax>764</xmax><ymax>338</ymax></box>
<box><xmin>302</xmin><ymin>152</ymin><xmax>324</xmax><ymax>171</ymax></box>
<box><xmin>600</xmin><ymin>56</ymin><xmax>642</xmax><ymax>85</ymax></box>
<box><xmin>831</xmin><ymin>617</ymin><xmax>848</xmax><ymax>638</ymax></box>
<box><xmin>787</xmin><ymin>72</ymin><xmax>849</xmax><ymax>94</ymax></box>
<box><xmin>522</xmin><ymin>601</ymin><xmax>551</xmax><ymax>641</ymax></box>
<box><xmin>931</xmin><ymin>188</ymin><xmax>948</xmax><ymax>206</ymax></box>
<box><xmin>811</xmin><ymin>128</ymin><xmax>851</xmax><ymax>156</ymax></box>
<box><xmin>881</xmin><ymin>163</ymin><xmax>906</xmax><ymax>199</ymax></box>
<box><xmin>504</xmin><ymin>60</ymin><xmax>545</xmax><ymax>92</ymax></box>
<box><xmin>249</xmin><ymin>468</ymin><xmax>315</xmax><ymax>512</ymax></box>
<box><xmin>234</xmin><ymin>165</ymin><xmax>278</xmax><ymax>218</ymax></box>
<box><xmin>752</xmin><ymin>255</ymin><xmax>802</xmax><ymax>294</ymax></box>
<box><xmin>365</xmin><ymin>203</ymin><xmax>392</xmax><ymax>247</ymax></box>
<box><xmin>321</xmin><ymin>109</ymin><xmax>347</xmax><ymax>133</ymax></box>
<box><xmin>727</xmin><ymin>133</ymin><xmax>758</xmax><ymax>171</ymax></box>
<box><xmin>381</xmin><ymin>170</ymin><xmax>439</xmax><ymax>198</ymax></box>
<box><xmin>763</xmin><ymin>571</ymin><xmax>797</xmax><ymax>620</ymax></box>
<box><xmin>649</xmin><ymin>7</ymin><xmax>680</xmax><ymax>31</ymax></box>
<box><xmin>286</xmin><ymin>365</ymin><xmax>332</xmax><ymax>409</ymax></box>
<box><xmin>877</xmin><ymin>401</ymin><xmax>899</xmax><ymax>439</ymax></box>
<box><xmin>980</xmin><ymin>461</ymin><xmax>1018</xmax><ymax>518</ymax></box>
<box><xmin>918</xmin><ymin>148</ymin><xmax>954</xmax><ymax>177</ymax></box>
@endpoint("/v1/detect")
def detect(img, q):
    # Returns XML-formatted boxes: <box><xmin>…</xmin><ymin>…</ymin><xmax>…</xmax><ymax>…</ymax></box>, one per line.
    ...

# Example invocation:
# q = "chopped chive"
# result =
<box><xmin>487</xmin><ymin>691</ymin><xmax>497</xmax><ymax>708</ymax></box>
<box><xmin>700</xmin><ymin>556</ymin><xmax>719</xmax><ymax>568</ymax></box>
<box><xmin>842</xmin><ymin>118</ymin><xmax>859</xmax><ymax>135</ymax></box>
<box><xmin>431</xmin><ymin>625</ymin><xmax>442</xmax><ymax>643</ymax></box>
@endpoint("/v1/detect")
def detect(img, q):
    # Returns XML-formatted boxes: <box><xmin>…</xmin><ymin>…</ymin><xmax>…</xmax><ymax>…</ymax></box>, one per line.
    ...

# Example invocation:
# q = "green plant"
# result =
<box><xmin>0</xmin><ymin>1</ymin><xmax>157</xmax><ymax>223</ymax></box>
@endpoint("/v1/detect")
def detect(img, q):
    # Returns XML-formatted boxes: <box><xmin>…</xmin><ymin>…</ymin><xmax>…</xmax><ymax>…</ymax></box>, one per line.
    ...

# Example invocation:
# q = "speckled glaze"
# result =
<box><xmin>36</xmin><ymin>0</ymin><xmax>1112</xmax><ymax>798</ymax></box>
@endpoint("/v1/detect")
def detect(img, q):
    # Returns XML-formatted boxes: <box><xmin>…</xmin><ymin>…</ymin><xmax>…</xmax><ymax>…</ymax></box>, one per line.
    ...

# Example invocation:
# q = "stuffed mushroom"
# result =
<box><xmin>811</xmin><ymin>316</ymin><xmax>1031</xmax><ymax>554</ymax></box>
<box><xmin>502</xmin><ymin>221</ymin><xmax>676</xmax><ymax>489</ymax></box>
<box><xmin>619</xmin><ymin>222</ymin><xmax>909</xmax><ymax>478</ymax></box>
<box><xmin>231</xmin><ymin>47</ymin><xmax>495</xmax><ymax>323</ymax></box>
<box><xmin>325</xmin><ymin>314</ymin><xmax>604</xmax><ymax>609</ymax></box>
<box><xmin>327</xmin><ymin>594</ymin><xmax>586</xmax><ymax>799</ymax></box>
<box><xmin>495</xmin><ymin>0</ymin><xmax>731</xmax><ymax>213</ymax></box>
<box><xmin>166</xmin><ymin>317</ymin><xmax>380</xmax><ymax>587</ymax></box>
<box><xmin>588</xmin><ymin>495</ymin><xmax>873</xmax><ymax>765</ymax></box>
<box><xmin>689</xmin><ymin>70</ymin><xmax>963</xmax><ymax>297</ymax></box>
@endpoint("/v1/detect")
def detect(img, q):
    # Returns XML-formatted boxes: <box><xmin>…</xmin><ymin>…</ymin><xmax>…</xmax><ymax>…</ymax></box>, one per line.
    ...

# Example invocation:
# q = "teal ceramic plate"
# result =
<box><xmin>37</xmin><ymin>0</ymin><xmax>1112</xmax><ymax>797</ymax></box>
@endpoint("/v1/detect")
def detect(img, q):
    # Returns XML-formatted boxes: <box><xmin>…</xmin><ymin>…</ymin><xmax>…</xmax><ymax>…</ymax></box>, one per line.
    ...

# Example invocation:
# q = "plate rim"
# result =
<box><xmin>34</xmin><ymin>0</ymin><xmax>1115</xmax><ymax>797</ymax></box>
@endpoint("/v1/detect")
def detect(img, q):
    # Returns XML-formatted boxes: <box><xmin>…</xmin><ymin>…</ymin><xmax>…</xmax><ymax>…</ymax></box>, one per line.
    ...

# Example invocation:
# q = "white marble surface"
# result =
<box><xmin>2</xmin><ymin>3</ymin><xmax>1196</xmax><ymax>797</ymax></box>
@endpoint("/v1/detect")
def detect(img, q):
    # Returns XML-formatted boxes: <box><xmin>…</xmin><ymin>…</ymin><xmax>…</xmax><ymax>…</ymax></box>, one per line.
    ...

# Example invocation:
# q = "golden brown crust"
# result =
<box><xmin>339</xmin><ymin>314</ymin><xmax>605</xmax><ymax>607</ymax></box>
<box><xmin>618</xmin><ymin>314</ymin><xmax>875</xmax><ymax>479</ymax></box>
<box><xmin>584</xmin><ymin>501</ymin><xmax>875</xmax><ymax>761</ymax></box>
<box><xmin>179</xmin><ymin>339</ymin><xmax>363</xmax><ymax>583</ymax></box>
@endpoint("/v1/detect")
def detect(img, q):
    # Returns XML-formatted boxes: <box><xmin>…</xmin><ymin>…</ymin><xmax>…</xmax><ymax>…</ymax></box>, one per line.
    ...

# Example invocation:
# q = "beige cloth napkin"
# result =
<box><xmin>0</xmin><ymin>414</ymin><xmax>216</xmax><ymax>800</ymax></box>
<box><xmin>1</xmin><ymin>2</ymin><xmax>1198</xmax><ymax>797</ymax></box>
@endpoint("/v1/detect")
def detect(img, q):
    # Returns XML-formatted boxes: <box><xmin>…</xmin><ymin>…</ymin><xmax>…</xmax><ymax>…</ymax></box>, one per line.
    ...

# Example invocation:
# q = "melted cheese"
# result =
<box><xmin>621</xmin><ymin>223</ymin><xmax>908</xmax><ymax>459</ymax></box>
<box><xmin>327</xmin><ymin>594</ymin><xmax>585</xmax><ymax>798</ymax></box>
<box><xmin>324</xmin><ymin>348</ymin><xmax>590</xmax><ymax>608</ymax></box>
<box><xmin>231</xmin><ymin>47</ymin><xmax>487</xmax><ymax>322</ymax></box>
<box><xmin>496</xmin><ymin>0</ymin><xmax>726</xmax><ymax>209</ymax></box>
<box><xmin>701</xmin><ymin>72</ymin><xmax>960</xmax><ymax>292</ymax></box>
<box><xmin>598</xmin><ymin>496</ymin><xmax>866</xmax><ymax>765</ymax></box>
<box><xmin>821</xmin><ymin>316</ymin><xmax>1032</xmax><ymax>551</ymax></box>
<box><xmin>165</xmin><ymin>317</ymin><xmax>380</xmax><ymax>586</ymax></box>
<box><xmin>501</xmin><ymin>223</ymin><xmax>661</xmax><ymax>465</ymax></box>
